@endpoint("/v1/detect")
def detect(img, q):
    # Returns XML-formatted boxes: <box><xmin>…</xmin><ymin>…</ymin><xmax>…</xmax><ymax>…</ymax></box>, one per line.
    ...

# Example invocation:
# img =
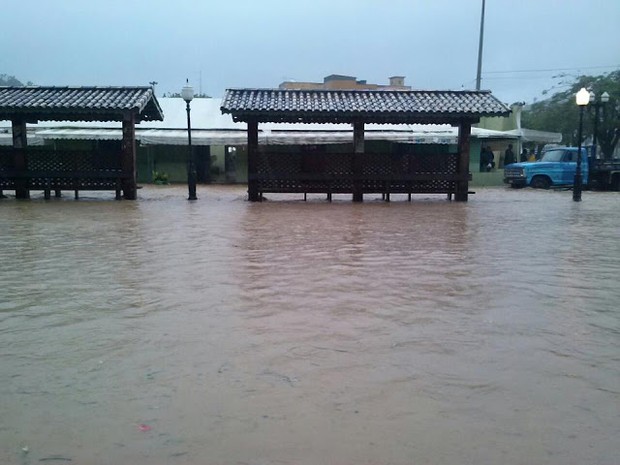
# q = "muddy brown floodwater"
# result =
<box><xmin>1</xmin><ymin>185</ymin><xmax>619</xmax><ymax>465</ymax></box>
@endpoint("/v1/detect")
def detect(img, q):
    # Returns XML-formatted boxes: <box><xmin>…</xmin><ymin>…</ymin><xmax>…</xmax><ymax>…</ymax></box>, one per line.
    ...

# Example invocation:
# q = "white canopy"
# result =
<box><xmin>0</xmin><ymin>129</ymin><xmax>44</xmax><ymax>146</ymax></box>
<box><xmin>503</xmin><ymin>128</ymin><xmax>563</xmax><ymax>143</ymax></box>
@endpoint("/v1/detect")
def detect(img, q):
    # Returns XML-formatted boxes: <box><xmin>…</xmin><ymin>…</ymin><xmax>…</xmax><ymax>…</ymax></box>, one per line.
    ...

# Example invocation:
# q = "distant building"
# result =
<box><xmin>279</xmin><ymin>74</ymin><xmax>411</xmax><ymax>91</ymax></box>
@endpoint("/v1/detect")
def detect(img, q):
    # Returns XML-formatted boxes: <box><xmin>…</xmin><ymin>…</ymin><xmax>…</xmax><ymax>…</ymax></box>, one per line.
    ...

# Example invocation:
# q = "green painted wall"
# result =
<box><xmin>138</xmin><ymin>145</ymin><xmax>188</xmax><ymax>183</ymax></box>
<box><xmin>478</xmin><ymin>105</ymin><xmax>520</xmax><ymax>132</ymax></box>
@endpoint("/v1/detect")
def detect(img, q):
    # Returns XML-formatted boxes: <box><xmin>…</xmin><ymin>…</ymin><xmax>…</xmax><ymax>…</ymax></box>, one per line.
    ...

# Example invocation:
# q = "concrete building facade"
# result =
<box><xmin>279</xmin><ymin>74</ymin><xmax>411</xmax><ymax>91</ymax></box>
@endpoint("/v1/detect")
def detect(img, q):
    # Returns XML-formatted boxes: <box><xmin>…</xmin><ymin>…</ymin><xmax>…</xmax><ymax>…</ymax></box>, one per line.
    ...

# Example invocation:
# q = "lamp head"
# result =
<box><xmin>181</xmin><ymin>79</ymin><xmax>194</xmax><ymax>103</ymax></box>
<box><xmin>576</xmin><ymin>87</ymin><xmax>590</xmax><ymax>106</ymax></box>
<box><xmin>601</xmin><ymin>91</ymin><xmax>610</xmax><ymax>103</ymax></box>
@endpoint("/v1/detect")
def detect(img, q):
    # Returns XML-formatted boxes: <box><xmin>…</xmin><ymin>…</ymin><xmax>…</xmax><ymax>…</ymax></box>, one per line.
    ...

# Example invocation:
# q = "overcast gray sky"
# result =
<box><xmin>2</xmin><ymin>0</ymin><xmax>619</xmax><ymax>104</ymax></box>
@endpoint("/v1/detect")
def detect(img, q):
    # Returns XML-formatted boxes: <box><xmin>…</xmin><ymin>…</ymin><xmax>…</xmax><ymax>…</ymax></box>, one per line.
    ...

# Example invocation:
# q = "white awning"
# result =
<box><xmin>471</xmin><ymin>127</ymin><xmax>519</xmax><ymax>139</ymax></box>
<box><xmin>36</xmin><ymin>128</ymin><xmax>122</xmax><ymax>141</ymax></box>
<box><xmin>262</xmin><ymin>129</ymin><xmax>459</xmax><ymax>145</ymax></box>
<box><xmin>34</xmin><ymin>128</ymin><xmax>249</xmax><ymax>146</ymax></box>
<box><xmin>503</xmin><ymin>128</ymin><xmax>562</xmax><ymax>143</ymax></box>
<box><xmin>0</xmin><ymin>132</ymin><xmax>45</xmax><ymax>146</ymax></box>
<box><xmin>139</xmin><ymin>129</ymin><xmax>248</xmax><ymax>146</ymax></box>
<box><xmin>33</xmin><ymin>128</ymin><xmax>462</xmax><ymax>146</ymax></box>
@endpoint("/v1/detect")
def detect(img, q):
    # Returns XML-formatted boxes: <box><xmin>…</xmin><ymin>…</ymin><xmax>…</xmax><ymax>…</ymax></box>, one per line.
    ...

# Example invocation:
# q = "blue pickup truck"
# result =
<box><xmin>504</xmin><ymin>147</ymin><xmax>620</xmax><ymax>190</ymax></box>
<box><xmin>504</xmin><ymin>147</ymin><xmax>586</xmax><ymax>189</ymax></box>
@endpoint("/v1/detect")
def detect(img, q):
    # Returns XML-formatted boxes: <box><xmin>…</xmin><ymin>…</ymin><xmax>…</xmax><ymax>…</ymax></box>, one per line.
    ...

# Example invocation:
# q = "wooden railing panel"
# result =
<box><xmin>0</xmin><ymin>148</ymin><xmax>127</xmax><ymax>192</ymax></box>
<box><xmin>254</xmin><ymin>151</ymin><xmax>462</xmax><ymax>195</ymax></box>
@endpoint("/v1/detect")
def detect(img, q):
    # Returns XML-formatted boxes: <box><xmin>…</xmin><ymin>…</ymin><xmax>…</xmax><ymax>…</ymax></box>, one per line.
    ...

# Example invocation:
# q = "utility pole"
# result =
<box><xmin>149</xmin><ymin>81</ymin><xmax>158</xmax><ymax>96</ymax></box>
<box><xmin>475</xmin><ymin>0</ymin><xmax>486</xmax><ymax>90</ymax></box>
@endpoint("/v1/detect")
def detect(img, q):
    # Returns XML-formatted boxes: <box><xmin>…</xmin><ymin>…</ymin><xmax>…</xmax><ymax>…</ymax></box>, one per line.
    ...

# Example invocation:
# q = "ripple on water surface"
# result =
<box><xmin>0</xmin><ymin>186</ymin><xmax>618</xmax><ymax>465</ymax></box>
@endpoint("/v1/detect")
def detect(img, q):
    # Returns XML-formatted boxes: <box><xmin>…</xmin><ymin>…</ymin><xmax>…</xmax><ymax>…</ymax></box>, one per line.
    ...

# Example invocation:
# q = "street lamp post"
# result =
<box><xmin>589</xmin><ymin>90</ymin><xmax>610</xmax><ymax>160</ymax></box>
<box><xmin>574</xmin><ymin>87</ymin><xmax>590</xmax><ymax>202</ymax></box>
<box><xmin>182</xmin><ymin>79</ymin><xmax>197</xmax><ymax>201</ymax></box>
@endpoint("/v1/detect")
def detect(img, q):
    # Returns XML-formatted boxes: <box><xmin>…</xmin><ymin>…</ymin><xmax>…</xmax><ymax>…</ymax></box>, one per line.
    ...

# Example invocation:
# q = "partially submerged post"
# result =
<box><xmin>11</xmin><ymin>117</ymin><xmax>28</xmax><ymax>199</ymax></box>
<box><xmin>121</xmin><ymin>111</ymin><xmax>137</xmax><ymax>200</ymax></box>
<box><xmin>456</xmin><ymin>121</ymin><xmax>472</xmax><ymax>201</ymax></box>
<box><xmin>182</xmin><ymin>80</ymin><xmax>197</xmax><ymax>201</ymax></box>
<box><xmin>352</xmin><ymin>121</ymin><xmax>364</xmax><ymax>202</ymax></box>
<box><xmin>574</xmin><ymin>87</ymin><xmax>590</xmax><ymax>202</ymax></box>
<box><xmin>247</xmin><ymin>119</ymin><xmax>260</xmax><ymax>201</ymax></box>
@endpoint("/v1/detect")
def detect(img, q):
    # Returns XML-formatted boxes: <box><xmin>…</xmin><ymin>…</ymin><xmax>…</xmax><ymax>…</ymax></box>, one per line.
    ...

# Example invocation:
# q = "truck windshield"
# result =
<box><xmin>541</xmin><ymin>150</ymin><xmax>566</xmax><ymax>162</ymax></box>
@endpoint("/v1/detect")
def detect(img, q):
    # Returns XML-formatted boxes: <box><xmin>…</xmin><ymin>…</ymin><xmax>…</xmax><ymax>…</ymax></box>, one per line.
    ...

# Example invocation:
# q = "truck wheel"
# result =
<box><xmin>530</xmin><ymin>176</ymin><xmax>551</xmax><ymax>189</ymax></box>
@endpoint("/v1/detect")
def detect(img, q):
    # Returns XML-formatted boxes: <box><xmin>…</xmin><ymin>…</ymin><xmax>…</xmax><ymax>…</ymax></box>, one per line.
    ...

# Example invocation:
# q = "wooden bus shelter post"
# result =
<box><xmin>352</xmin><ymin>121</ymin><xmax>364</xmax><ymax>202</ymax></box>
<box><xmin>121</xmin><ymin>112</ymin><xmax>137</xmax><ymax>200</ymax></box>
<box><xmin>247</xmin><ymin>120</ymin><xmax>260</xmax><ymax>201</ymax></box>
<box><xmin>12</xmin><ymin>119</ymin><xmax>29</xmax><ymax>199</ymax></box>
<box><xmin>456</xmin><ymin>121</ymin><xmax>471</xmax><ymax>201</ymax></box>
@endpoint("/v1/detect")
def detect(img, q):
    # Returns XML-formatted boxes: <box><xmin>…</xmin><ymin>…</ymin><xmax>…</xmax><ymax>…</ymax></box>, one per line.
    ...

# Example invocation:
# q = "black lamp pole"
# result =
<box><xmin>573</xmin><ymin>105</ymin><xmax>585</xmax><ymax>202</ymax></box>
<box><xmin>590</xmin><ymin>91</ymin><xmax>610</xmax><ymax>160</ymax></box>
<box><xmin>573</xmin><ymin>87</ymin><xmax>590</xmax><ymax>202</ymax></box>
<box><xmin>592</xmin><ymin>103</ymin><xmax>600</xmax><ymax>160</ymax></box>
<box><xmin>182</xmin><ymin>80</ymin><xmax>197</xmax><ymax>201</ymax></box>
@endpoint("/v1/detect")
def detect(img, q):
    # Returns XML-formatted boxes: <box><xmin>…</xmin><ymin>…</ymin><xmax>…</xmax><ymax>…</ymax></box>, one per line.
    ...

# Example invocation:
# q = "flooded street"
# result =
<box><xmin>1</xmin><ymin>185</ymin><xmax>619</xmax><ymax>465</ymax></box>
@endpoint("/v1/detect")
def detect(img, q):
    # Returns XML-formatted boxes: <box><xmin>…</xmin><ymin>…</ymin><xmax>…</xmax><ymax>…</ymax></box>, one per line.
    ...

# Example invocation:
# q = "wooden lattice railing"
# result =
<box><xmin>253</xmin><ymin>151</ymin><xmax>466</xmax><ymax>195</ymax></box>
<box><xmin>0</xmin><ymin>148</ymin><xmax>128</xmax><ymax>192</ymax></box>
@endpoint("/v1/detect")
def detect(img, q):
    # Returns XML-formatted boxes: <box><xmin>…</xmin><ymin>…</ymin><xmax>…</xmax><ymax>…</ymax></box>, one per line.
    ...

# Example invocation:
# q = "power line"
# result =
<box><xmin>483</xmin><ymin>76</ymin><xmax>569</xmax><ymax>81</ymax></box>
<box><xmin>457</xmin><ymin>64</ymin><xmax>618</xmax><ymax>92</ymax></box>
<box><xmin>483</xmin><ymin>65</ymin><xmax>619</xmax><ymax>75</ymax></box>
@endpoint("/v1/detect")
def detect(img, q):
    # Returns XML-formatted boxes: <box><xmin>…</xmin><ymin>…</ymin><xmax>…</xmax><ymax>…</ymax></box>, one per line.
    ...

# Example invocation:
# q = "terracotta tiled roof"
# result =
<box><xmin>221</xmin><ymin>88</ymin><xmax>510</xmax><ymax>124</ymax></box>
<box><xmin>0</xmin><ymin>86</ymin><xmax>163</xmax><ymax>122</ymax></box>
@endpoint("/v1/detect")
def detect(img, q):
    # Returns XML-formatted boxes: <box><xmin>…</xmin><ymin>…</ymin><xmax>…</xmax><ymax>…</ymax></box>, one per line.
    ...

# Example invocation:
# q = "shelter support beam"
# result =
<box><xmin>247</xmin><ymin>120</ymin><xmax>259</xmax><ymax>201</ymax></box>
<box><xmin>455</xmin><ymin>121</ymin><xmax>471</xmax><ymax>201</ymax></box>
<box><xmin>121</xmin><ymin>113</ymin><xmax>137</xmax><ymax>200</ymax></box>
<box><xmin>12</xmin><ymin>119</ymin><xmax>29</xmax><ymax>199</ymax></box>
<box><xmin>353</xmin><ymin>122</ymin><xmax>364</xmax><ymax>202</ymax></box>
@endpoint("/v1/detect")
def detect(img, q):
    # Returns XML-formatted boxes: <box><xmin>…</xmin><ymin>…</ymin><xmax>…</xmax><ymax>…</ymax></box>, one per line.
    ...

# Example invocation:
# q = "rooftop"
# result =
<box><xmin>0</xmin><ymin>86</ymin><xmax>163</xmax><ymax>122</ymax></box>
<box><xmin>221</xmin><ymin>88</ymin><xmax>511</xmax><ymax>124</ymax></box>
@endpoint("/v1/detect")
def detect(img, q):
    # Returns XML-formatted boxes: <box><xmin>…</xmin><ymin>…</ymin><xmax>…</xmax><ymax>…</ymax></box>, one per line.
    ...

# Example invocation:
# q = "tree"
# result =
<box><xmin>522</xmin><ymin>70</ymin><xmax>620</xmax><ymax>159</ymax></box>
<box><xmin>163</xmin><ymin>92</ymin><xmax>210</xmax><ymax>98</ymax></box>
<box><xmin>0</xmin><ymin>74</ymin><xmax>34</xmax><ymax>86</ymax></box>
<box><xmin>0</xmin><ymin>74</ymin><xmax>24</xmax><ymax>86</ymax></box>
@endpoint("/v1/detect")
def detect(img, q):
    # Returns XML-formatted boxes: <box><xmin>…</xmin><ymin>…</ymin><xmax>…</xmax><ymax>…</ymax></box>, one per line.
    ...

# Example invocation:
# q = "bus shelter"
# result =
<box><xmin>0</xmin><ymin>86</ymin><xmax>163</xmax><ymax>200</ymax></box>
<box><xmin>221</xmin><ymin>88</ymin><xmax>510</xmax><ymax>201</ymax></box>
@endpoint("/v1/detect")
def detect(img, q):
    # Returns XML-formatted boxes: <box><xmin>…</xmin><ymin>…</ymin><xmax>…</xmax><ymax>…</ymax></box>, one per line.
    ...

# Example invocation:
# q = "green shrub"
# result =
<box><xmin>152</xmin><ymin>171</ymin><xmax>169</xmax><ymax>185</ymax></box>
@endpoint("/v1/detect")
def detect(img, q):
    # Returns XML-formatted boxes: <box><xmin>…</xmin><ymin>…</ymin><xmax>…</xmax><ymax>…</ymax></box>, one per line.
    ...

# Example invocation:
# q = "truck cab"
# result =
<box><xmin>504</xmin><ymin>147</ymin><xmax>588</xmax><ymax>189</ymax></box>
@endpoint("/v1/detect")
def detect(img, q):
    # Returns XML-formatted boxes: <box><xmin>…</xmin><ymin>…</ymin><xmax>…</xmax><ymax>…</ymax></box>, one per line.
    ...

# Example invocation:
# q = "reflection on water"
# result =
<box><xmin>1</xmin><ymin>186</ymin><xmax>619</xmax><ymax>465</ymax></box>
